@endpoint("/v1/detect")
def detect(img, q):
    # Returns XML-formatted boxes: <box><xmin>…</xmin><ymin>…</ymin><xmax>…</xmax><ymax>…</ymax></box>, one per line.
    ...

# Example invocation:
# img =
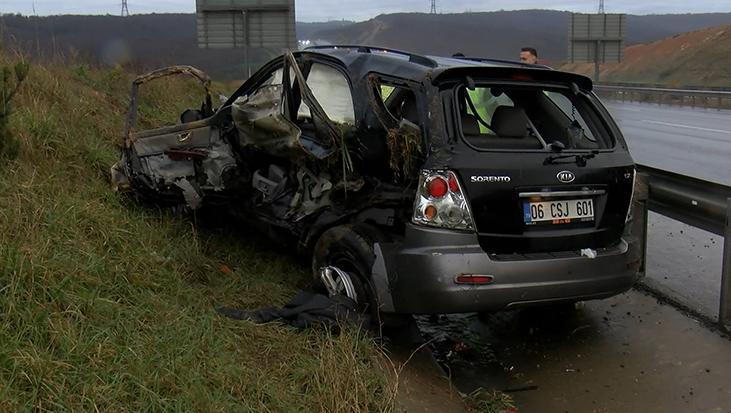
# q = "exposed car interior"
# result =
<box><xmin>458</xmin><ymin>85</ymin><xmax>614</xmax><ymax>151</ymax></box>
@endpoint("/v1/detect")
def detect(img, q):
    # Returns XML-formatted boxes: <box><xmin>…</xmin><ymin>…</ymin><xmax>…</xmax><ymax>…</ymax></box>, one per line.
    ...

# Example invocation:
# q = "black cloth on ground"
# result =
<box><xmin>216</xmin><ymin>290</ymin><xmax>370</xmax><ymax>331</ymax></box>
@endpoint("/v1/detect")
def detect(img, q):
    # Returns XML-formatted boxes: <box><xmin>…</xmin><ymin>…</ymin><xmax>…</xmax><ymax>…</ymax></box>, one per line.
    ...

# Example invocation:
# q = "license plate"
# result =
<box><xmin>523</xmin><ymin>199</ymin><xmax>594</xmax><ymax>225</ymax></box>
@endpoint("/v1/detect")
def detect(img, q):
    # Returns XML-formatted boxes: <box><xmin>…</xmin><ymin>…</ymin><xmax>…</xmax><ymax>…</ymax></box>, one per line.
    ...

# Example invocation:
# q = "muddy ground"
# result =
<box><xmin>410</xmin><ymin>289</ymin><xmax>731</xmax><ymax>413</ymax></box>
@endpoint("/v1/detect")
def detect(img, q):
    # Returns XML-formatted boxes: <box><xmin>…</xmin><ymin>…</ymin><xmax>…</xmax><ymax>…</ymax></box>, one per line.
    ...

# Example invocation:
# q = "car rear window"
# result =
<box><xmin>456</xmin><ymin>84</ymin><xmax>614</xmax><ymax>151</ymax></box>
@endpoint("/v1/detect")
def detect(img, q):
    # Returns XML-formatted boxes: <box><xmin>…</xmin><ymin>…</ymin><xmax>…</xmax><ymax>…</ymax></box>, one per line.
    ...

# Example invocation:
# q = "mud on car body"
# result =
<box><xmin>111</xmin><ymin>46</ymin><xmax>647</xmax><ymax>320</ymax></box>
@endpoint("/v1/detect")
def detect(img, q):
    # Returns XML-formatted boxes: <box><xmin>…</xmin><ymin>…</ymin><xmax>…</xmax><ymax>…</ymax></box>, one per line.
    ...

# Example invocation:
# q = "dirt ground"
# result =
<box><xmin>389</xmin><ymin>324</ymin><xmax>471</xmax><ymax>413</ymax></box>
<box><xmin>562</xmin><ymin>25</ymin><xmax>731</xmax><ymax>86</ymax></box>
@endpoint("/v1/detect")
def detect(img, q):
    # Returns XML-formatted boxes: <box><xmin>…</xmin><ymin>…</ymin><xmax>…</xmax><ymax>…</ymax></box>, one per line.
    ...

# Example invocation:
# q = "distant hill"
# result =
<box><xmin>0</xmin><ymin>14</ymin><xmax>354</xmax><ymax>79</ymax></box>
<box><xmin>298</xmin><ymin>20</ymin><xmax>354</xmax><ymax>40</ymax></box>
<box><xmin>0</xmin><ymin>14</ymin><xmax>281</xmax><ymax>79</ymax></box>
<box><xmin>308</xmin><ymin>11</ymin><xmax>731</xmax><ymax>64</ymax></box>
<box><xmin>1</xmin><ymin>11</ymin><xmax>729</xmax><ymax>80</ymax></box>
<box><xmin>562</xmin><ymin>25</ymin><xmax>731</xmax><ymax>87</ymax></box>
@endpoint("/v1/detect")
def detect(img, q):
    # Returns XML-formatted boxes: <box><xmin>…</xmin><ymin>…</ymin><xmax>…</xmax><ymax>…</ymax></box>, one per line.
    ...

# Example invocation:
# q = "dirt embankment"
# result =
<box><xmin>562</xmin><ymin>25</ymin><xmax>731</xmax><ymax>87</ymax></box>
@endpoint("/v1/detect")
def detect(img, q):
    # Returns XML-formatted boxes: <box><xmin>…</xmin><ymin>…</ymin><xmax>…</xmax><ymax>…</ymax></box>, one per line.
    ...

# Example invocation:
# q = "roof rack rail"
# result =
<box><xmin>454</xmin><ymin>56</ymin><xmax>552</xmax><ymax>69</ymax></box>
<box><xmin>305</xmin><ymin>44</ymin><xmax>438</xmax><ymax>68</ymax></box>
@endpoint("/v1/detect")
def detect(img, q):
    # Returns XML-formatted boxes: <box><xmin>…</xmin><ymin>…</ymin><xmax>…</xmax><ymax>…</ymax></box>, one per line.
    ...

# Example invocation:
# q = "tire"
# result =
<box><xmin>311</xmin><ymin>224</ymin><xmax>383</xmax><ymax>324</ymax></box>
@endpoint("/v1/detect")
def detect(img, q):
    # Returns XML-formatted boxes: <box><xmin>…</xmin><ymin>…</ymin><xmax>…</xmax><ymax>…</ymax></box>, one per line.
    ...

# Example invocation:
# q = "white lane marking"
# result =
<box><xmin>642</xmin><ymin>120</ymin><xmax>731</xmax><ymax>135</ymax></box>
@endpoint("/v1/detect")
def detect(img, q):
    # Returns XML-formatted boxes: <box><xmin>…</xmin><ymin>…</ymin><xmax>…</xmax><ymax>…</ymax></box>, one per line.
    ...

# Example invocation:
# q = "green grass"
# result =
<box><xmin>0</xmin><ymin>58</ymin><xmax>396</xmax><ymax>411</ymax></box>
<box><xmin>463</xmin><ymin>388</ymin><xmax>516</xmax><ymax>413</ymax></box>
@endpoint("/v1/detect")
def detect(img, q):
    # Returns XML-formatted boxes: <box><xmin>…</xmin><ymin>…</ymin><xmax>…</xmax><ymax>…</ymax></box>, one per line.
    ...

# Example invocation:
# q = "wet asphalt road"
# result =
<box><xmin>607</xmin><ymin>101</ymin><xmax>729</xmax><ymax>319</ymax></box>
<box><xmin>605</xmin><ymin>102</ymin><xmax>731</xmax><ymax>185</ymax></box>
<box><xmin>417</xmin><ymin>292</ymin><xmax>731</xmax><ymax>413</ymax></box>
<box><xmin>645</xmin><ymin>212</ymin><xmax>724</xmax><ymax>320</ymax></box>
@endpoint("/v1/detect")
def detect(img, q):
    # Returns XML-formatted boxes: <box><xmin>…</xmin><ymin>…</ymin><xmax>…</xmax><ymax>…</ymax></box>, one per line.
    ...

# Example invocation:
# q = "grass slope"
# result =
<box><xmin>0</xmin><ymin>56</ymin><xmax>396</xmax><ymax>411</ymax></box>
<box><xmin>562</xmin><ymin>25</ymin><xmax>731</xmax><ymax>87</ymax></box>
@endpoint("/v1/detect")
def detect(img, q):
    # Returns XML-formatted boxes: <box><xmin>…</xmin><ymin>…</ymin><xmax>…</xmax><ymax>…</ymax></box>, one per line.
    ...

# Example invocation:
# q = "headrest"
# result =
<box><xmin>492</xmin><ymin>106</ymin><xmax>529</xmax><ymax>138</ymax></box>
<box><xmin>461</xmin><ymin>113</ymin><xmax>480</xmax><ymax>136</ymax></box>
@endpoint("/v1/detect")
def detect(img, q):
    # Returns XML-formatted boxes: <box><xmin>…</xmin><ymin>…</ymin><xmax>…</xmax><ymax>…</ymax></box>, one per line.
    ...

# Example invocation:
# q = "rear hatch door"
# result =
<box><xmin>435</xmin><ymin>69</ymin><xmax>634</xmax><ymax>254</ymax></box>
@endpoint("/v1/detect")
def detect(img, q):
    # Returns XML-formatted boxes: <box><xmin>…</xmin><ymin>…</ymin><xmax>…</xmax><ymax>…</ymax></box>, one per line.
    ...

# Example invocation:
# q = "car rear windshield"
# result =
<box><xmin>456</xmin><ymin>84</ymin><xmax>615</xmax><ymax>151</ymax></box>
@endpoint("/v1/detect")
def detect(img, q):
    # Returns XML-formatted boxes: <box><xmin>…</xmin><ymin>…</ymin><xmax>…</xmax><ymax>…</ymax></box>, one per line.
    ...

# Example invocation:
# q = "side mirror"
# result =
<box><xmin>180</xmin><ymin>108</ymin><xmax>204</xmax><ymax>124</ymax></box>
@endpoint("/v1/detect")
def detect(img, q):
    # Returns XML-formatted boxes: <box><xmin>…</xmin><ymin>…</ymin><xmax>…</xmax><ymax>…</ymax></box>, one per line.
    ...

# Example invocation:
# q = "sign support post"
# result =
<box><xmin>594</xmin><ymin>40</ymin><xmax>601</xmax><ymax>82</ymax></box>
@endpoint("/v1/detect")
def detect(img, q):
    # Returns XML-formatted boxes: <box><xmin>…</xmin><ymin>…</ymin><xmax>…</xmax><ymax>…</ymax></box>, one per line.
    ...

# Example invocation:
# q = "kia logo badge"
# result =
<box><xmin>557</xmin><ymin>171</ymin><xmax>575</xmax><ymax>183</ymax></box>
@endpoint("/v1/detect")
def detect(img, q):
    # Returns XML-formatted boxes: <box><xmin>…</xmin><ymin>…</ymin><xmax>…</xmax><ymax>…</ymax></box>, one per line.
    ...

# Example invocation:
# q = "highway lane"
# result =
<box><xmin>605</xmin><ymin>101</ymin><xmax>731</xmax><ymax>185</ymax></box>
<box><xmin>605</xmin><ymin>101</ymin><xmax>728</xmax><ymax>319</ymax></box>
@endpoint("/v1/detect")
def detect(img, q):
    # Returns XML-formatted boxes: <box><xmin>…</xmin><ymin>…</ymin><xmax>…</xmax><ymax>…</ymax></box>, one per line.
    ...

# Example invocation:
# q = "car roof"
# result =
<box><xmin>300</xmin><ymin>45</ymin><xmax>593</xmax><ymax>90</ymax></box>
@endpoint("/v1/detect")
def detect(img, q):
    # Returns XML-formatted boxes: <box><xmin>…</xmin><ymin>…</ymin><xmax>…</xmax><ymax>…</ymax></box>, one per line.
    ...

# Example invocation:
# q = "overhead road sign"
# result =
<box><xmin>568</xmin><ymin>13</ymin><xmax>625</xmax><ymax>81</ymax></box>
<box><xmin>196</xmin><ymin>0</ymin><xmax>296</xmax><ymax>50</ymax></box>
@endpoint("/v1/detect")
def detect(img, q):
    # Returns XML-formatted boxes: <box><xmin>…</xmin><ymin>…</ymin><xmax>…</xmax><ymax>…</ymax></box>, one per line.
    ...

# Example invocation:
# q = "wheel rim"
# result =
<box><xmin>319</xmin><ymin>266</ymin><xmax>359</xmax><ymax>304</ymax></box>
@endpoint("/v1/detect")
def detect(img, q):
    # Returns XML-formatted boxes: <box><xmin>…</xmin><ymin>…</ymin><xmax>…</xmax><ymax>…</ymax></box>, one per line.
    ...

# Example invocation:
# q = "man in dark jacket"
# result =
<box><xmin>519</xmin><ymin>47</ymin><xmax>539</xmax><ymax>64</ymax></box>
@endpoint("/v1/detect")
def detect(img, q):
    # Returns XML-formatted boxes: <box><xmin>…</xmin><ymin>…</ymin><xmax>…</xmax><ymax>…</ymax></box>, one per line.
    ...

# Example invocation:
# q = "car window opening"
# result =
<box><xmin>233</xmin><ymin>55</ymin><xmax>362</xmax><ymax>162</ymax></box>
<box><xmin>380</xmin><ymin>84</ymin><xmax>420</xmax><ymax>126</ymax></box>
<box><xmin>297</xmin><ymin>63</ymin><xmax>355</xmax><ymax>126</ymax></box>
<box><xmin>457</xmin><ymin>84</ymin><xmax>614</xmax><ymax>151</ymax></box>
<box><xmin>370</xmin><ymin>80</ymin><xmax>424</xmax><ymax>181</ymax></box>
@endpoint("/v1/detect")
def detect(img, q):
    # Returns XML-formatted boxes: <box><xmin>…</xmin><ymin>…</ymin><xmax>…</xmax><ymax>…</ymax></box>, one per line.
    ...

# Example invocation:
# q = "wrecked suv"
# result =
<box><xmin>112</xmin><ymin>46</ymin><xmax>646</xmax><ymax>319</ymax></box>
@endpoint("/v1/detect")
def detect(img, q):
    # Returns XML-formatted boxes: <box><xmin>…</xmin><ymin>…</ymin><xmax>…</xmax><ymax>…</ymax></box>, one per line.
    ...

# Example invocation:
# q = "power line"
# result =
<box><xmin>598</xmin><ymin>0</ymin><xmax>605</xmax><ymax>14</ymax></box>
<box><xmin>121</xmin><ymin>0</ymin><xmax>129</xmax><ymax>17</ymax></box>
<box><xmin>430</xmin><ymin>0</ymin><xmax>437</xmax><ymax>14</ymax></box>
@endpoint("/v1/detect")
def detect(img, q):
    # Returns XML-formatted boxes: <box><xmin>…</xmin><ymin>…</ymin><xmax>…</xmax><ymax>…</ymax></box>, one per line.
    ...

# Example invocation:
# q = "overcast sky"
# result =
<box><xmin>2</xmin><ymin>0</ymin><xmax>729</xmax><ymax>21</ymax></box>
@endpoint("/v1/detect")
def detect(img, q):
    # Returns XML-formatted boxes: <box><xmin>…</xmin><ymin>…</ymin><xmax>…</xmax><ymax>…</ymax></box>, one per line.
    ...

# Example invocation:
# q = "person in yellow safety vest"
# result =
<box><xmin>466</xmin><ymin>88</ymin><xmax>492</xmax><ymax>134</ymax></box>
<box><xmin>466</xmin><ymin>87</ymin><xmax>515</xmax><ymax>134</ymax></box>
<box><xmin>464</xmin><ymin>46</ymin><xmax>541</xmax><ymax>135</ymax></box>
<box><xmin>458</xmin><ymin>50</ymin><xmax>535</xmax><ymax>135</ymax></box>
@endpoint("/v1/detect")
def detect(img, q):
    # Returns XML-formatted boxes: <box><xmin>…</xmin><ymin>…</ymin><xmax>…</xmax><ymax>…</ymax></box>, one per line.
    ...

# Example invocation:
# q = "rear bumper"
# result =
<box><xmin>373</xmin><ymin>224</ymin><xmax>644</xmax><ymax>314</ymax></box>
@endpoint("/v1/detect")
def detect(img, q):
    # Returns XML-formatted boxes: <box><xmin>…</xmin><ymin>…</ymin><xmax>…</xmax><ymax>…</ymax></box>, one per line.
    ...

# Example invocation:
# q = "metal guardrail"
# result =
<box><xmin>598</xmin><ymin>82</ymin><xmax>731</xmax><ymax>92</ymax></box>
<box><xmin>637</xmin><ymin>164</ymin><xmax>731</xmax><ymax>329</ymax></box>
<box><xmin>595</xmin><ymin>84</ymin><xmax>731</xmax><ymax>110</ymax></box>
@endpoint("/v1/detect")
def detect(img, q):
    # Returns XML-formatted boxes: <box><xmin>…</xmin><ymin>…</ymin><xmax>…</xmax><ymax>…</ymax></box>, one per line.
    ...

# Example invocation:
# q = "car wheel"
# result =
<box><xmin>311</xmin><ymin>224</ymin><xmax>386</xmax><ymax>325</ymax></box>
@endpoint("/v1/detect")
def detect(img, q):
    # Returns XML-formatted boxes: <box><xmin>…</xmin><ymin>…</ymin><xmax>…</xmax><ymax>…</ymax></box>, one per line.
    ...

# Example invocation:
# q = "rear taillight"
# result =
<box><xmin>412</xmin><ymin>170</ymin><xmax>475</xmax><ymax>231</ymax></box>
<box><xmin>426</xmin><ymin>176</ymin><xmax>448</xmax><ymax>198</ymax></box>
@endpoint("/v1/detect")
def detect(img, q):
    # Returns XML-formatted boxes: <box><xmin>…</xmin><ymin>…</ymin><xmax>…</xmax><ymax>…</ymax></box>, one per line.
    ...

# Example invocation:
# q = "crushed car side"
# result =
<box><xmin>111</xmin><ymin>50</ymin><xmax>432</xmax><ymax>254</ymax></box>
<box><xmin>112</xmin><ymin>48</ymin><xmax>646</xmax><ymax>319</ymax></box>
